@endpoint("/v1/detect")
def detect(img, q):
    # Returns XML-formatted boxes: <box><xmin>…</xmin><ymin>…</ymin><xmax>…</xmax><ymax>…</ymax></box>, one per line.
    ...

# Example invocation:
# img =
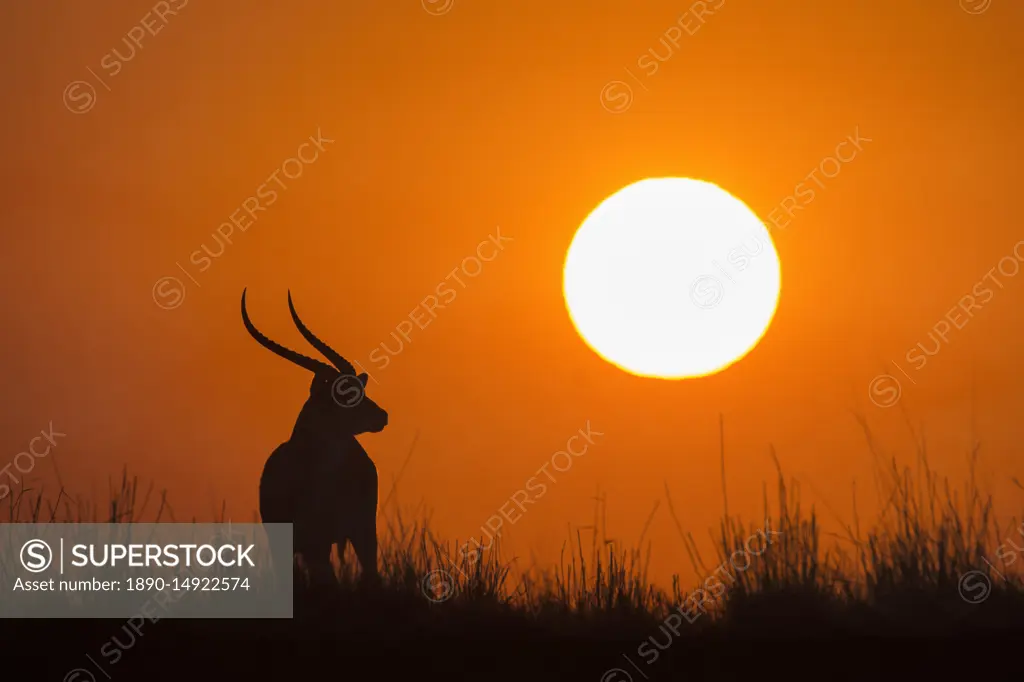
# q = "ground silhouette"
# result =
<box><xmin>3</xmin><ymin>437</ymin><xmax>1023</xmax><ymax>680</ymax></box>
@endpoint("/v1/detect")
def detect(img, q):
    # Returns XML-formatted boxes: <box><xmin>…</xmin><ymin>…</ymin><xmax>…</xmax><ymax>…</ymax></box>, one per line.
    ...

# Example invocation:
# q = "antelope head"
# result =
<box><xmin>241</xmin><ymin>289</ymin><xmax>389</xmax><ymax>436</ymax></box>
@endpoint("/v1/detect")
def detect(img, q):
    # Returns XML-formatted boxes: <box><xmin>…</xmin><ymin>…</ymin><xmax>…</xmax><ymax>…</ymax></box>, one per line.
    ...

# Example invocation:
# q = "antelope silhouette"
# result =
<box><xmin>242</xmin><ymin>289</ymin><xmax>387</xmax><ymax>589</ymax></box>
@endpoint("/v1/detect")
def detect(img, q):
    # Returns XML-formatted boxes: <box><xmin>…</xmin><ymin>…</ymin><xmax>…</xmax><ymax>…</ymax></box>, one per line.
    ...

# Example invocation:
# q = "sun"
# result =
<box><xmin>562</xmin><ymin>177</ymin><xmax>781</xmax><ymax>379</ymax></box>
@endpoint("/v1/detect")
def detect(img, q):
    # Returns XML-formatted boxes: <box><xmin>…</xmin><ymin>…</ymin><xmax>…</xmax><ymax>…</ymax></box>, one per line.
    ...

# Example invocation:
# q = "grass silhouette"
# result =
<box><xmin>4</xmin><ymin>426</ymin><xmax>1024</xmax><ymax>679</ymax></box>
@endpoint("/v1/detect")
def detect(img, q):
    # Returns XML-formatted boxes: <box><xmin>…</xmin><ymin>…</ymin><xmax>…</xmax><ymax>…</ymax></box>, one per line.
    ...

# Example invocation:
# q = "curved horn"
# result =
<box><xmin>241</xmin><ymin>288</ymin><xmax>335</xmax><ymax>374</ymax></box>
<box><xmin>286</xmin><ymin>291</ymin><xmax>357</xmax><ymax>376</ymax></box>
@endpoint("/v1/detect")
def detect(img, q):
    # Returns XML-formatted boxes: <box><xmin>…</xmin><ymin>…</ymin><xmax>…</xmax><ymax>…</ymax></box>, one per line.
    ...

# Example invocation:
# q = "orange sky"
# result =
<box><xmin>2</xmin><ymin>0</ymin><xmax>1023</xmax><ymax>587</ymax></box>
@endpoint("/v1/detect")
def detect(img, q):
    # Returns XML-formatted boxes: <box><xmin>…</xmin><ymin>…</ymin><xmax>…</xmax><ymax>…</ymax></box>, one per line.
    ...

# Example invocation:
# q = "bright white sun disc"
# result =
<box><xmin>562</xmin><ymin>177</ymin><xmax>781</xmax><ymax>379</ymax></box>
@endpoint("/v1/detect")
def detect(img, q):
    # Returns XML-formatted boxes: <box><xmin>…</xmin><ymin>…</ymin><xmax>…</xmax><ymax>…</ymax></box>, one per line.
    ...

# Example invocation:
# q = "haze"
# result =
<box><xmin>2</xmin><ymin>0</ymin><xmax>1022</xmax><ymax>588</ymax></box>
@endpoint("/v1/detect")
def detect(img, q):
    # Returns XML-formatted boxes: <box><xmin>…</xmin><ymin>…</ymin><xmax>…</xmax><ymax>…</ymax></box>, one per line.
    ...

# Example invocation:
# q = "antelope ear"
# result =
<box><xmin>357</xmin><ymin>373</ymin><xmax>368</xmax><ymax>386</ymax></box>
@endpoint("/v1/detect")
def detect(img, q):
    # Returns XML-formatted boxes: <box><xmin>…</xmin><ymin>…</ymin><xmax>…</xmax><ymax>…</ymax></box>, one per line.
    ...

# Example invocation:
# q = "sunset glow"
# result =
<box><xmin>562</xmin><ymin>178</ymin><xmax>781</xmax><ymax>379</ymax></box>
